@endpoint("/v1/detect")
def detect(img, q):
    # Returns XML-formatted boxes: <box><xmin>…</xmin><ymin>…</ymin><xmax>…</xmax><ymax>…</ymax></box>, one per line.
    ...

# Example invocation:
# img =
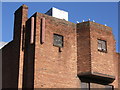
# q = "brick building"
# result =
<box><xmin>1</xmin><ymin>4</ymin><xmax>120</xmax><ymax>89</ymax></box>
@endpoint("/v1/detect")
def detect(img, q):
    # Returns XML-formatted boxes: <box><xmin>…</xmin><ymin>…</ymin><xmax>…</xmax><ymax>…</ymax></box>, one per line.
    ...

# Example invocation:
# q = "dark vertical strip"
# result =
<box><xmin>23</xmin><ymin>16</ymin><xmax>36</xmax><ymax>89</ymax></box>
<box><xmin>89</xmin><ymin>83</ymin><xmax>90</xmax><ymax>90</ymax></box>
<box><xmin>41</xmin><ymin>18</ymin><xmax>45</xmax><ymax>44</ymax></box>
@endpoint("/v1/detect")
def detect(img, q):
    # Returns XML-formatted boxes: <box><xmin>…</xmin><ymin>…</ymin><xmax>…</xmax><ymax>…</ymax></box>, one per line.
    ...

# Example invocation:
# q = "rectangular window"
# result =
<box><xmin>81</xmin><ymin>82</ymin><xmax>90</xmax><ymax>90</ymax></box>
<box><xmin>53</xmin><ymin>34</ymin><xmax>63</xmax><ymax>47</ymax></box>
<box><xmin>98</xmin><ymin>39</ymin><xmax>107</xmax><ymax>52</ymax></box>
<box><xmin>81</xmin><ymin>82</ymin><xmax>114</xmax><ymax>90</ymax></box>
<box><xmin>105</xmin><ymin>85</ymin><xmax>114</xmax><ymax>90</ymax></box>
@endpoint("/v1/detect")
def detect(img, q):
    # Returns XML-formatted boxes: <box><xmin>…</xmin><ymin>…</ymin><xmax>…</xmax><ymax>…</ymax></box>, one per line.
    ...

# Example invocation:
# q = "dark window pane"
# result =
<box><xmin>53</xmin><ymin>34</ymin><xmax>63</xmax><ymax>47</ymax></box>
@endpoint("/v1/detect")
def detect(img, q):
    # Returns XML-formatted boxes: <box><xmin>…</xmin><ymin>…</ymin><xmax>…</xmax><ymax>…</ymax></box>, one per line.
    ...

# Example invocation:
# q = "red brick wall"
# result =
<box><xmin>117</xmin><ymin>53</ymin><xmax>120</xmax><ymax>89</ymax></box>
<box><xmin>22</xmin><ymin>16</ymin><xmax>36</xmax><ymax>88</ymax></box>
<box><xmin>16</xmin><ymin>5</ymin><xmax>28</xmax><ymax>88</ymax></box>
<box><xmin>113</xmin><ymin>52</ymin><xmax>119</xmax><ymax>88</ymax></box>
<box><xmin>90</xmin><ymin>22</ymin><xmax>115</xmax><ymax>76</ymax></box>
<box><xmin>32</xmin><ymin>12</ymin><xmax>80</xmax><ymax>88</ymax></box>
<box><xmin>22</xmin><ymin>12</ymin><xmax>80</xmax><ymax>88</ymax></box>
<box><xmin>22</xmin><ymin>13</ymin><xmax>119</xmax><ymax>88</ymax></box>
<box><xmin>77</xmin><ymin>21</ymin><xmax>118</xmax><ymax>88</ymax></box>
<box><xmin>90</xmin><ymin>22</ymin><xmax>117</xmax><ymax>87</ymax></box>
<box><xmin>77</xmin><ymin>22</ymin><xmax>91</xmax><ymax>74</ymax></box>
<box><xmin>2</xmin><ymin>4</ymin><xmax>119</xmax><ymax>89</ymax></box>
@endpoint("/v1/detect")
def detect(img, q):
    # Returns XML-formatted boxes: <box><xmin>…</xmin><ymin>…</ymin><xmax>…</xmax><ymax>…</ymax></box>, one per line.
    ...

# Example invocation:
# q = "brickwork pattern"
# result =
<box><xmin>1</xmin><ymin>4</ymin><xmax>120</xmax><ymax>89</ymax></box>
<box><xmin>33</xmin><ymin>12</ymin><xmax>80</xmax><ymax>88</ymax></box>
<box><xmin>77</xmin><ymin>22</ymin><xmax>91</xmax><ymax>74</ymax></box>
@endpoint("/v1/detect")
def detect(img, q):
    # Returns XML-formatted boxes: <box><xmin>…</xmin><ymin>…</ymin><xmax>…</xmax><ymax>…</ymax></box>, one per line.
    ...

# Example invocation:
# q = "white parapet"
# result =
<box><xmin>45</xmin><ymin>7</ymin><xmax>68</xmax><ymax>21</ymax></box>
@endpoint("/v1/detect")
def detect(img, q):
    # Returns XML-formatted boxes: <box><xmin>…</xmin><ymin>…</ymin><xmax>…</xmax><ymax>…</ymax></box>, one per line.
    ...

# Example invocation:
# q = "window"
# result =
<box><xmin>81</xmin><ymin>82</ymin><xmax>114</xmax><ymax>90</ymax></box>
<box><xmin>81</xmin><ymin>82</ymin><xmax>90</xmax><ymax>90</ymax></box>
<box><xmin>105</xmin><ymin>85</ymin><xmax>114</xmax><ymax>90</ymax></box>
<box><xmin>98</xmin><ymin>39</ymin><xmax>107</xmax><ymax>52</ymax></box>
<box><xmin>53</xmin><ymin>34</ymin><xmax>63</xmax><ymax>47</ymax></box>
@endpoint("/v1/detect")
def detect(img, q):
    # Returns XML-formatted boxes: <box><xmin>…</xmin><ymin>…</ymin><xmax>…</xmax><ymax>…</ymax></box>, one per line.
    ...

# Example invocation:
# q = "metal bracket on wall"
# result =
<box><xmin>59</xmin><ymin>47</ymin><xmax>62</xmax><ymax>52</ymax></box>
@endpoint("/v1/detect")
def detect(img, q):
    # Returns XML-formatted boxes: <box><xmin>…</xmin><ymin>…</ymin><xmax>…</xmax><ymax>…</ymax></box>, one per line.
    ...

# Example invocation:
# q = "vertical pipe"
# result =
<box><xmin>30</xmin><ymin>17</ymin><xmax>34</xmax><ymax>44</ymax></box>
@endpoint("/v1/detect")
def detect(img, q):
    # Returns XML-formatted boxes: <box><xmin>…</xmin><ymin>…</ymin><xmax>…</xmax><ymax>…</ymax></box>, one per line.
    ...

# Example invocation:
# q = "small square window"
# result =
<box><xmin>53</xmin><ymin>34</ymin><xmax>63</xmax><ymax>47</ymax></box>
<box><xmin>98</xmin><ymin>39</ymin><xmax>107</xmax><ymax>52</ymax></box>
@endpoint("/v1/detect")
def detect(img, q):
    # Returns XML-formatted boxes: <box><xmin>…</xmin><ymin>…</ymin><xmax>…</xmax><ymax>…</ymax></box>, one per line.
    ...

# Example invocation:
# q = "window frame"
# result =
<box><xmin>97</xmin><ymin>39</ymin><xmax>107</xmax><ymax>53</ymax></box>
<box><xmin>53</xmin><ymin>34</ymin><xmax>64</xmax><ymax>48</ymax></box>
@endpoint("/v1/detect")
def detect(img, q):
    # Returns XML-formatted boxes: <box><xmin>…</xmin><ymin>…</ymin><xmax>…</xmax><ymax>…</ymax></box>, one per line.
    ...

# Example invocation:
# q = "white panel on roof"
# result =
<box><xmin>45</xmin><ymin>7</ymin><xmax>68</xmax><ymax>21</ymax></box>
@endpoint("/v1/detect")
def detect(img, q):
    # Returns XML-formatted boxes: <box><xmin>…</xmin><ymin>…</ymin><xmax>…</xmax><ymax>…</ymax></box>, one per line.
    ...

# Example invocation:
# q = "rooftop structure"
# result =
<box><xmin>45</xmin><ymin>7</ymin><xmax>68</xmax><ymax>21</ymax></box>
